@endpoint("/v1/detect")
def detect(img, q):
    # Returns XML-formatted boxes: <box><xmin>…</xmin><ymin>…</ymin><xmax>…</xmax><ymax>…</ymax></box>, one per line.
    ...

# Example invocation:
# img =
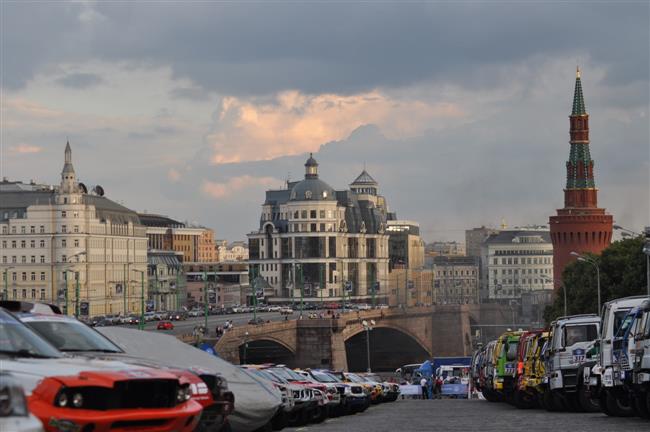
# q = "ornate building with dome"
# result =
<box><xmin>247</xmin><ymin>154</ymin><xmax>391</xmax><ymax>303</ymax></box>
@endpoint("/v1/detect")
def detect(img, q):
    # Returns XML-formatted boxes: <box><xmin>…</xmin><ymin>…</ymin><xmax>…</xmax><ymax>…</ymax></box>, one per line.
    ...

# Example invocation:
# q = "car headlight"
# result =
<box><xmin>72</xmin><ymin>393</ymin><xmax>83</xmax><ymax>408</ymax></box>
<box><xmin>0</xmin><ymin>375</ymin><xmax>28</xmax><ymax>417</ymax></box>
<box><xmin>56</xmin><ymin>391</ymin><xmax>68</xmax><ymax>408</ymax></box>
<box><xmin>176</xmin><ymin>384</ymin><xmax>191</xmax><ymax>403</ymax></box>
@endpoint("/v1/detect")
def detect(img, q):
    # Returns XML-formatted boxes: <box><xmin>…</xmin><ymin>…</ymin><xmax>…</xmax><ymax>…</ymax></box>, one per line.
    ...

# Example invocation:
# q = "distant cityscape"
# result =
<box><xmin>0</xmin><ymin>70</ymin><xmax>617</xmax><ymax>326</ymax></box>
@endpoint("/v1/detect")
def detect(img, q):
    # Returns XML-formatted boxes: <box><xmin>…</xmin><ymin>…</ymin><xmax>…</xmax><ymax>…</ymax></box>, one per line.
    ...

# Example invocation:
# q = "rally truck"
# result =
<box><xmin>581</xmin><ymin>296</ymin><xmax>648</xmax><ymax>416</ymax></box>
<box><xmin>491</xmin><ymin>331</ymin><xmax>524</xmax><ymax>402</ymax></box>
<box><xmin>544</xmin><ymin>314</ymin><xmax>600</xmax><ymax>412</ymax></box>
<box><xmin>631</xmin><ymin>298</ymin><xmax>650</xmax><ymax>418</ymax></box>
<box><xmin>513</xmin><ymin>329</ymin><xmax>545</xmax><ymax>409</ymax></box>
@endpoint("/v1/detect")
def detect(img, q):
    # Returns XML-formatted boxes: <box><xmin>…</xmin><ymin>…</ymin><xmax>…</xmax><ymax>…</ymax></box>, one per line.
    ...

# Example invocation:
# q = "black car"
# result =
<box><xmin>248</xmin><ymin>317</ymin><xmax>266</xmax><ymax>325</ymax></box>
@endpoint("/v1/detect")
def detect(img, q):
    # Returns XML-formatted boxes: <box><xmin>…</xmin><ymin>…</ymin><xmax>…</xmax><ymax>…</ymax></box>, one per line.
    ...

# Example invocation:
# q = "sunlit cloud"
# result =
<box><xmin>167</xmin><ymin>168</ymin><xmax>182</xmax><ymax>182</ymax></box>
<box><xmin>202</xmin><ymin>176</ymin><xmax>281</xmax><ymax>199</ymax></box>
<box><xmin>206</xmin><ymin>90</ymin><xmax>465</xmax><ymax>164</ymax></box>
<box><xmin>9</xmin><ymin>144</ymin><xmax>44</xmax><ymax>154</ymax></box>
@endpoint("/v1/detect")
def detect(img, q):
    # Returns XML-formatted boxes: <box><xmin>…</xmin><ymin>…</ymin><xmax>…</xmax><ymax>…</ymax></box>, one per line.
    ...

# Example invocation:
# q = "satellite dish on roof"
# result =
<box><xmin>78</xmin><ymin>183</ymin><xmax>88</xmax><ymax>194</ymax></box>
<box><xmin>93</xmin><ymin>185</ymin><xmax>105</xmax><ymax>196</ymax></box>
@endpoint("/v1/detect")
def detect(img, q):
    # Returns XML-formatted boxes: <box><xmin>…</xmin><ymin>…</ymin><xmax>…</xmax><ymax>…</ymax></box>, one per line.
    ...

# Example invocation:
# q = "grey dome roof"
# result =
<box><xmin>289</xmin><ymin>178</ymin><xmax>336</xmax><ymax>201</ymax></box>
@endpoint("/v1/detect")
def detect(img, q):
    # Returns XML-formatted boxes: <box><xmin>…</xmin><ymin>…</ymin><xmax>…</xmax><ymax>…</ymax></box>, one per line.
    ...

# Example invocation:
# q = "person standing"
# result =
<box><xmin>420</xmin><ymin>377</ymin><xmax>428</xmax><ymax>400</ymax></box>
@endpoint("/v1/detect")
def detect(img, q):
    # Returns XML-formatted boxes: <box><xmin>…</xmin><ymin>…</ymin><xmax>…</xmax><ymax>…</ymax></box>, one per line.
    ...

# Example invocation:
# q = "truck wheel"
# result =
<box><xmin>634</xmin><ymin>392</ymin><xmax>650</xmax><ymax>419</ymax></box>
<box><xmin>605</xmin><ymin>390</ymin><xmax>635</xmax><ymax>417</ymax></box>
<box><xmin>543</xmin><ymin>389</ymin><xmax>560</xmax><ymax>412</ymax></box>
<box><xmin>514</xmin><ymin>390</ymin><xmax>533</xmax><ymax>409</ymax></box>
<box><xmin>271</xmin><ymin>411</ymin><xmax>288</xmax><ymax>430</ymax></box>
<box><xmin>577</xmin><ymin>385</ymin><xmax>600</xmax><ymax>413</ymax></box>
<box><xmin>483</xmin><ymin>389</ymin><xmax>500</xmax><ymax>403</ymax></box>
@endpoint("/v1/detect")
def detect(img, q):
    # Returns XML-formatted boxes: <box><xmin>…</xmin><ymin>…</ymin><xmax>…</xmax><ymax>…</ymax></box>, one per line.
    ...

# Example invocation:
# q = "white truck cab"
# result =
<box><xmin>545</xmin><ymin>314</ymin><xmax>600</xmax><ymax>411</ymax></box>
<box><xmin>630</xmin><ymin>299</ymin><xmax>650</xmax><ymax>417</ymax></box>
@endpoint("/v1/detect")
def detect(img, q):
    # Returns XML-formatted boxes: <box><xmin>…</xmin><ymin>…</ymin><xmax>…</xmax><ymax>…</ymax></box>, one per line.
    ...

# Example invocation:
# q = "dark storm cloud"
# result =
<box><xmin>55</xmin><ymin>72</ymin><xmax>104</xmax><ymax>89</ymax></box>
<box><xmin>3</xmin><ymin>2</ymin><xmax>648</xmax><ymax>94</ymax></box>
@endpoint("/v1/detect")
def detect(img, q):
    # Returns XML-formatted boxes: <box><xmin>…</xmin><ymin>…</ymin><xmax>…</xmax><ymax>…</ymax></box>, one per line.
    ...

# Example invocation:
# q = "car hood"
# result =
<box><xmin>1</xmin><ymin>356</ymin><xmax>155</xmax><ymax>395</ymax></box>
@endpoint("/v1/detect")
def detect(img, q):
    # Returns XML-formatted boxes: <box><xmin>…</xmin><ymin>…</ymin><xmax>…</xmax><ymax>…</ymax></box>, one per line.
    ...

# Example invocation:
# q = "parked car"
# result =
<box><xmin>0</xmin><ymin>307</ymin><xmax>204</xmax><ymax>432</ymax></box>
<box><xmin>0</xmin><ymin>373</ymin><xmax>43</xmax><ymax>432</ymax></box>
<box><xmin>158</xmin><ymin>320</ymin><xmax>175</xmax><ymax>330</ymax></box>
<box><xmin>248</xmin><ymin>317</ymin><xmax>266</xmax><ymax>325</ymax></box>
<box><xmin>5</xmin><ymin>305</ymin><xmax>235</xmax><ymax>432</ymax></box>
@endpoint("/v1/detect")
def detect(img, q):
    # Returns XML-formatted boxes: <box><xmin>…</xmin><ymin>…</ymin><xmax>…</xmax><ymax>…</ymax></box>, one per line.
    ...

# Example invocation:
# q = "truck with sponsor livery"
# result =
<box><xmin>582</xmin><ymin>296</ymin><xmax>648</xmax><ymax>416</ymax></box>
<box><xmin>631</xmin><ymin>298</ymin><xmax>650</xmax><ymax>418</ymax></box>
<box><xmin>513</xmin><ymin>329</ymin><xmax>545</xmax><ymax>408</ymax></box>
<box><xmin>544</xmin><ymin>314</ymin><xmax>600</xmax><ymax>412</ymax></box>
<box><xmin>491</xmin><ymin>331</ymin><xmax>524</xmax><ymax>401</ymax></box>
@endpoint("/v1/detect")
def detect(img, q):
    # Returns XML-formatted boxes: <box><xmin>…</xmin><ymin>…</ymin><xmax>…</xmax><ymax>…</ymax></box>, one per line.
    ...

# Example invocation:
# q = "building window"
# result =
<box><xmin>11</xmin><ymin>256</ymin><xmax>16</xmax><ymax>263</ymax></box>
<box><xmin>30</xmin><ymin>226</ymin><xmax>35</xmax><ymax>234</ymax></box>
<box><xmin>1</xmin><ymin>256</ymin><xmax>5</xmax><ymax>263</ymax></box>
<box><xmin>30</xmin><ymin>240</ymin><xmax>35</xmax><ymax>248</ymax></box>
<box><xmin>21</xmin><ymin>256</ymin><xmax>26</xmax><ymax>263</ymax></box>
<box><xmin>74</xmin><ymin>239</ymin><xmax>79</xmax><ymax>247</ymax></box>
<box><xmin>11</xmin><ymin>241</ymin><xmax>16</xmax><ymax>248</ymax></box>
<box><xmin>30</xmin><ymin>272</ymin><xmax>36</xmax><ymax>281</ymax></box>
<box><xmin>62</xmin><ymin>239</ymin><xmax>67</xmax><ymax>248</ymax></box>
<box><xmin>20</xmin><ymin>240</ymin><xmax>25</xmax><ymax>248</ymax></box>
<box><xmin>21</xmin><ymin>226</ymin><xmax>26</xmax><ymax>234</ymax></box>
<box><xmin>40</xmin><ymin>289</ymin><xmax>45</xmax><ymax>300</ymax></box>
<box><xmin>1</xmin><ymin>226</ymin><xmax>6</xmax><ymax>234</ymax></box>
<box><xmin>73</xmin><ymin>212</ymin><xmax>78</xmax><ymax>218</ymax></box>
<box><xmin>62</xmin><ymin>211</ymin><xmax>67</xmax><ymax>218</ymax></box>
<box><xmin>40</xmin><ymin>272</ymin><xmax>45</xmax><ymax>281</ymax></box>
<box><xmin>301</xmin><ymin>210</ymin><xmax>307</xmax><ymax>219</ymax></box>
<box><xmin>310</xmin><ymin>210</ymin><xmax>317</xmax><ymax>219</ymax></box>
<box><xmin>74</xmin><ymin>225</ymin><xmax>79</xmax><ymax>233</ymax></box>
<box><xmin>62</xmin><ymin>225</ymin><xmax>67</xmax><ymax>233</ymax></box>
<box><xmin>1</xmin><ymin>240</ymin><xmax>5</xmax><ymax>248</ymax></box>
<box><xmin>21</xmin><ymin>272</ymin><xmax>27</xmax><ymax>281</ymax></box>
<box><xmin>11</xmin><ymin>227</ymin><xmax>16</xmax><ymax>234</ymax></box>
<box><xmin>40</xmin><ymin>240</ymin><xmax>45</xmax><ymax>248</ymax></box>
<box><xmin>22</xmin><ymin>289</ymin><xmax>26</xmax><ymax>298</ymax></box>
<box><xmin>30</xmin><ymin>256</ymin><xmax>35</xmax><ymax>263</ymax></box>
<box><xmin>62</xmin><ymin>255</ymin><xmax>67</xmax><ymax>263</ymax></box>
<box><xmin>39</xmin><ymin>225</ymin><xmax>45</xmax><ymax>233</ymax></box>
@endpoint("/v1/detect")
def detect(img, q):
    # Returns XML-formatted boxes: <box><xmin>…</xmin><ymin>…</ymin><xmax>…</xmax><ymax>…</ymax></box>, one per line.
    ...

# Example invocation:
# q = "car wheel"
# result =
<box><xmin>604</xmin><ymin>390</ymin><xmax>635</xmax><ymax>417</ymax></box>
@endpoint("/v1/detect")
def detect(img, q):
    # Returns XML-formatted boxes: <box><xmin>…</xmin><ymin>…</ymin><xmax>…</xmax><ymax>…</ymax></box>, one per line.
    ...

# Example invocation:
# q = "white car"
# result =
<box><xmin>280</xmin><ymin>307</ymin><xmax>294</xmax><ymax>315</ymax></box>
<box><xmin>0</xmin><ymin>373</ymin><xmax>43</xmax><ymax>432</ymax></box>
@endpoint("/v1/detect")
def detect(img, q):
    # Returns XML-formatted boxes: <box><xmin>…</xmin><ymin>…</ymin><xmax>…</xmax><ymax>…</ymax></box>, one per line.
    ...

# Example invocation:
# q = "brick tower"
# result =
<box><xmin>549</xmin><ymin>68</ymin><xmax>613</xmax><ymax>288</ymax></box>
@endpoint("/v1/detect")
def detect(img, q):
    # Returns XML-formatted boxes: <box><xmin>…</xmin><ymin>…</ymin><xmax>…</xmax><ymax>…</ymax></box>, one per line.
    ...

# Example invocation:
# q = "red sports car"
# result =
<box><xmin>158</xmin><ymin>320</ymin><xmax>174</xmax><ymax>330</ymax></box>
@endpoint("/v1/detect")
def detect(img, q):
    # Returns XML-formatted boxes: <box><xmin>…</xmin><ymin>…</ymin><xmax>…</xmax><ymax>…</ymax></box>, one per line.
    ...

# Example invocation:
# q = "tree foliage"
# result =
<box><xmin>543</xmin><ymin>236</ymin><xmax>647</xmax><ymax>323</ymax></box>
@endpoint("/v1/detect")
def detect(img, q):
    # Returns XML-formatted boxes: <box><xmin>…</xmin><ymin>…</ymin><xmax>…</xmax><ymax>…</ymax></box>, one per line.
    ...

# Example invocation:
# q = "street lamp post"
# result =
<box><xmin>362</xmin><ymin>320</ymin><xmax>375</xmax><ymax>372</ymax></box>
<box><xmin>571</xmin><ymin>251</ymin><xmax>601</xmax><ymax>314</ymax></box>
<box><xmin>132</xmin><ymin>269</ymin><xmax>145</xmax><ymax>330</ymax></box>
<box><xmin>242</xmin><ymin>331</ymin><xmax>249</xmax><ymax>365</ymax></box>
<box><xmin>2</xmin><ymin>267</ymin><xmax>15</xmax><ymax>300</ymax></box>
<box><xmin>297</xmin><ymin>264</ymin><xmax>304</xmax><ymax>318</ymax></box>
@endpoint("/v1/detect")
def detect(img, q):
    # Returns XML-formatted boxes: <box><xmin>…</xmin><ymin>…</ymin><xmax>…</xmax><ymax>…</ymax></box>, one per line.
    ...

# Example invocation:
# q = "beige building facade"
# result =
<box><xmin>0</xmin><ymin>143</ymin><xmax>147</xmax><ymax>317</ymax></box>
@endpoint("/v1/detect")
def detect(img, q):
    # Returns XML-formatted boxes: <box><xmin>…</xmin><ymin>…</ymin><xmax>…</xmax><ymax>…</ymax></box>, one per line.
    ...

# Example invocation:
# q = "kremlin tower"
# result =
<box><xmin>549</xmin><ymin>68</ymin><xmax>613</xmax><ymax>288</ymax></box>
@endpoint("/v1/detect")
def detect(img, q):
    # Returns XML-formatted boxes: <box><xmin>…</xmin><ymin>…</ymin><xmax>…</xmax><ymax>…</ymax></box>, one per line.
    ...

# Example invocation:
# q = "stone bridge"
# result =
<box><xmin>214</xmin><ymin>304</ymin><xmax>514</xmax><ymax>371</ymax></box>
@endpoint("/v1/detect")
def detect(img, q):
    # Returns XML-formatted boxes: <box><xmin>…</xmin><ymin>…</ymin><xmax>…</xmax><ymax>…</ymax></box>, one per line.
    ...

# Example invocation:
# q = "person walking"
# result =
<box><xmin>420</xmin><ymin>377</ymin><xmax>428</xmax><ymax>400</ymax></box>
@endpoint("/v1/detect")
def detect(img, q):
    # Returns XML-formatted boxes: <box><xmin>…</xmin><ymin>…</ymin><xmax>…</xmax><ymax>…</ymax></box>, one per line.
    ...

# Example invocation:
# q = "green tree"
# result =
<box><xmin>544</xmin><ymin>236</ymin><xmax>647</xmax><ymax>323</ymax></box>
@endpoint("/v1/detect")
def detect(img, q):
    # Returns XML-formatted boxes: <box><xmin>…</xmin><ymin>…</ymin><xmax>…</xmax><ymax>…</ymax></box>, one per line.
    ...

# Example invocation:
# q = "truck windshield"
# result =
<box><xmin>612</xmin><ymin>310</ymin><xmax>630</xmax><ymax>336</ymax></box>
<box><xmin>563</xmin><ymin>324</ymin><xmax>598</xmax><ymax>346</ymax></box>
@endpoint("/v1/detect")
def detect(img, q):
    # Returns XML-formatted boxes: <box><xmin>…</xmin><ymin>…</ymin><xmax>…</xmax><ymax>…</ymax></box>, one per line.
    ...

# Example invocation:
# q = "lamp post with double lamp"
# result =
<box><xmin>362</xmin><ymin>319</ymin><xmax>375</xmax><ymax>372</ymax></box>
<box><xmin>131</xmin><ymin>269</ymin><xmax>145</xmax><ymax>330</ymax></box>
<box><xmin>2</xmin><ymin>266</ymin><xmax>15</xmax><ymax>300</ymax></box>
<box><xmin>64</xmin><ymin>251</ymin><xmax>86</xmax><ymax>318</ymax></box>
<box><xmin>613</xmin><ymin>224</ymin><xmax>650</xmax><ymax>297</ymax></box>
<box><xmin>570</xmin><ymin>251</ymin><xmax>601</xmax><ymax>314</ymax></box>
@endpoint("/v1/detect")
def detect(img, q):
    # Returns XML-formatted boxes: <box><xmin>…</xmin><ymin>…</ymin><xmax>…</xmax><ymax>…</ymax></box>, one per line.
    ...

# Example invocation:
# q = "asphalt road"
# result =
<box><xmin>283</xmin><ymin>399</ymin><xmax>649</xmax><ymax>432</ymax></box>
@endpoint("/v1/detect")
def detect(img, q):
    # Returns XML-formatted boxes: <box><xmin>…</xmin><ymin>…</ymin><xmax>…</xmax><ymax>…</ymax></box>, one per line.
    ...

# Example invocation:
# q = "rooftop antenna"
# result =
<box><xmin>286</xmin><ymin>172</ymin><xmax>291</xmax><ymax>188</ymax></box>
<box><xmin>500</xmin><ymin>218</ymin><xmax>508</xmax><ymax>230</ymax></box>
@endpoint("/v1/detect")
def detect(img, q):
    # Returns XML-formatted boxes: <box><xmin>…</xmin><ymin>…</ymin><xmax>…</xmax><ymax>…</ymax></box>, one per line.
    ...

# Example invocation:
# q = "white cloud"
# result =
<box><xmin>9</xmin><ymin>144</ymin><xmax>43</xmax><ymax>154</ymax></box>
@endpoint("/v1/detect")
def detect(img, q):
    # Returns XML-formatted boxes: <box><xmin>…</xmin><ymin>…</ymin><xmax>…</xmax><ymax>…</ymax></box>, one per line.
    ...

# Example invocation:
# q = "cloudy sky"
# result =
<box><xmin>1</xmin><ymin>1</ymin><xmax>648</xmax><ymax>242</ymax></box>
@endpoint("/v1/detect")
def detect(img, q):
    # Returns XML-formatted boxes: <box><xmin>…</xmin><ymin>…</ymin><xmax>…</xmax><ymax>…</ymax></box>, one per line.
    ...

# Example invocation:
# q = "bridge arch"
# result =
<box><xmin>239</xmin><ymin>336</ymin><xmax>296</xmax><ymax>366</ymax></box>
<box><xmin>344</xmin><ymin>324</ymin><xmax>431</xmax><ymax>372</ymax></box>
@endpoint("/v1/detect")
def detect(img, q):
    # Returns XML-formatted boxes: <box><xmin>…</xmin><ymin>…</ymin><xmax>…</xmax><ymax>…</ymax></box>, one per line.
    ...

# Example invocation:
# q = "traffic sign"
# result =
<box><xmin>344</xmin><ymin>280</ymin><xmax>353</xmax><ymax>292</ymax></box>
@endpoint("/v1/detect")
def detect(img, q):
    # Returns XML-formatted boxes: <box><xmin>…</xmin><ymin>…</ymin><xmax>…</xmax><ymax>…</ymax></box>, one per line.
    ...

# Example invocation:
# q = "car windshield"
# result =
<box><xmin>311</xmin><ymin>371</ymin><xmax>337</xmax><ymax>383</ymax></box>
<box><xmin>345</xmin><ymin>373</ymin><xmax>364</xmax><ymax>383</ymax></box>
<box><xmin>253</xmin><ymin>369</ymin><xmax>288</xmax><ymax>384</ymax></box>
<box><xmin>269</xmin><ymin>367</ymin><xmax>304</xmax><ymax>381</ymax></box>
<box><xmin>563</xmin><ymin>324</ymin><xmax>598</xmax><ymax>346</ymax></box>
<box><xmin>0</xmin><ymin>310</ymin><xmax>62</xmax><ymax>358</ymax></box>
<box><xmin>24</xmin><ymin>319</ymin><xmax>122</xmax><ymax>353</ymax></box>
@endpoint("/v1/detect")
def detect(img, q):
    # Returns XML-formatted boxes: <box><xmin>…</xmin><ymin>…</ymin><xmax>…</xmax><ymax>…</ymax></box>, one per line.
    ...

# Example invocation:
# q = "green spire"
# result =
<box><xmin>572</xmin><ymin>67</ymin><xmax>586</xmax><ymax>115</ymax></box>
